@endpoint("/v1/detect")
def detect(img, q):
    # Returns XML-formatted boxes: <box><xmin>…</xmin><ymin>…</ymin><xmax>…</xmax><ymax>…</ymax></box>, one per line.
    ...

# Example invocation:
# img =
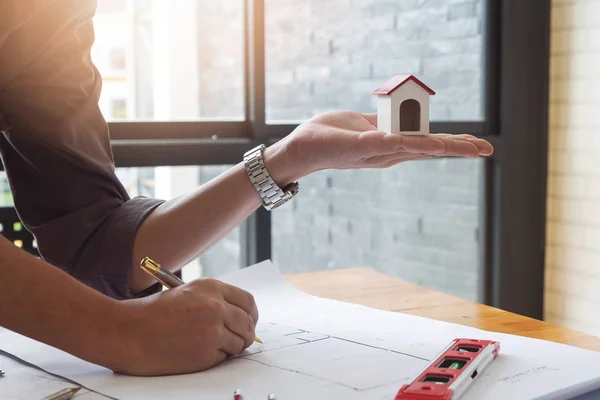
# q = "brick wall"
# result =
<box><xmin>271</xmin><ymin>160</ymin><xmax>483</xmax><ymax>300</ymax></box>
<box><xmin>545</xmin><ymin>0</ymin><xmax>600</xmax><ymax>335</ymax></box>
<box><xmin>196</xmin><ymin>1</ymin><xmax>244</xmax><ymax>118</ymax></box>
<box><xmin>196</xmin><ymin>0</ymin><xmax>485</xmax><ymax>300</ymax></box>
<box><xmin>263</xmin><ymin>0</ymin><xmax>483</xmax><ymax>122</ymax></box>
<box><xmin>195</xmin><ymin>0</ymin><xmax>483</xmax><ymax>121</ymax></box>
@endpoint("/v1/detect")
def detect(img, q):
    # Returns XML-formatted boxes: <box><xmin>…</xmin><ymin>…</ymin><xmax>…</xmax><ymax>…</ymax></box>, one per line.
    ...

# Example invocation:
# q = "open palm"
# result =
<box><xmin>285</xmin><ymin>110</ymin><xmax>493</xmax><ymax>175</ymax></box>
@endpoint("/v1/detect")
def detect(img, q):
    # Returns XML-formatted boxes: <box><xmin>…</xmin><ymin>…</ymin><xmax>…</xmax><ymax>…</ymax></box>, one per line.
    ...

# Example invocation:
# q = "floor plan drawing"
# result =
<box><xmin>230</xmin><ymin>322</ymin><xmax>429</xmax><ymax>392</ymax></box>
<box><xmin>5</xmin><ymin>262</ymin><xmax>600</xmax><ymax>400</ymax></box>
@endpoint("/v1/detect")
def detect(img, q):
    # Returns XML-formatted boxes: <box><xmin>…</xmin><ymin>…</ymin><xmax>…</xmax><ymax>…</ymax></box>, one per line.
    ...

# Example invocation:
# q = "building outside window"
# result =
<box><xmin>111</xmin><ymin>98</ymin><xmax>128</xmax><ymax>119</ymax></box>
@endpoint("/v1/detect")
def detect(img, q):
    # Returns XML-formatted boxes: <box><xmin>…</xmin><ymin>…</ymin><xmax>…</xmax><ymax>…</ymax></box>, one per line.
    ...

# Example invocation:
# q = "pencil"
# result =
<box><xmin>140</xmin><ymin>257</ymin><xmax>262</xmax><ymax>344</ymax></box>
<box><xmin>41</xmin><ymin>387</ymin><xmax>80</xmax><ymax>400</ymax></box>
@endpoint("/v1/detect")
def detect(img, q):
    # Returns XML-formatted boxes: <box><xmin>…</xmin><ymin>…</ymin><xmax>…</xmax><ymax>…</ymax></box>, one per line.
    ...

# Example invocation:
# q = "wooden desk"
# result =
<box><xmin>285</xmin><ymin>268</ymin><xmax>600</xmax><ymax>352</ymax></box>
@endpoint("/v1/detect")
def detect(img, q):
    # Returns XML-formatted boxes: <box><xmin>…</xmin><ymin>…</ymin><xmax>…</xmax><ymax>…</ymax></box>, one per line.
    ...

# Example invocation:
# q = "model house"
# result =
<box><xmin>372</xmin><ymin>75</ymin><xmax>436</xmax><ymax>135</ymax></box>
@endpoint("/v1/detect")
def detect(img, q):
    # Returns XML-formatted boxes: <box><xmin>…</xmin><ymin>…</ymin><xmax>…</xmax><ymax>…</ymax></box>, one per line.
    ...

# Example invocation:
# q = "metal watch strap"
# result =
<box><xmin>243</xmin><ymin>145</ymin><xmax>299</xmax><ymax>211</ymax></box>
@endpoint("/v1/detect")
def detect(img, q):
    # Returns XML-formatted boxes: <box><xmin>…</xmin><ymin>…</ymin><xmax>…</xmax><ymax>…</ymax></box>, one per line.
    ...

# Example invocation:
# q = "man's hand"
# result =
<box><xmin>0</xmin><ymin>234</ymin><xmax>258</xmax><ymax>378</ymax></box>
<box><xmin>112</xmin><ymin>279</ymin><xmax>259</xmax><ymax>376</ymax></box>
<box><xmin>263</xmin><ymin>110</ymin><xmax>494</xmax><ymax>186</ymax></box>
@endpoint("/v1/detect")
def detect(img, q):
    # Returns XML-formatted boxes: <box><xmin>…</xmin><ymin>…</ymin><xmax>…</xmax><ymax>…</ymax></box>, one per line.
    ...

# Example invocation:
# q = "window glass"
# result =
<box><xmin>265</xmin><ymin>0</ymin><xmax>485</xmax><ymax>123</ymax></box>
<box><xmin>92</xmin><ymin>0</ymin><xmax>245</xmax><ymax>122</ymax></box>
<box><xmin>266</xmin><ymin>0</ymin><xmax>486</xmax><ymax>301</ymax></box>
<box><xmin>0</xmin><ymin>172</ymin><xmax>13</xmax><ymax>207</ymax></box>
<box><xmin>111</xmin><ymin>99</ymin><xmax>128</xmax><ymax>119</ymax></box>
<box><xmin>272</xmin><ymin>158</ymin><xmax>483</xmax><ymax>301</ymax></box>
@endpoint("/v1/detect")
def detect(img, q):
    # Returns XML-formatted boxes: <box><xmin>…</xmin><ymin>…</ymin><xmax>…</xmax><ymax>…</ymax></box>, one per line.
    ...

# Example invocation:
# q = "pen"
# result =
<box><xmin>233</xmin><ymin>389</ymin><xmax>243</xmax><ymax>400</ymax></box>
<box><xmin>140</xmin><ymin>257</ymin><xmax>262</xmax><ymax>344</ymax></box>
<box><xmin>41</xmin><ymin>387</ymin><xmax>81</xmax><ymax>400</ymax></box>
<box><xmin>0</xmin><ymin>369</ymin><xmax>4</xmax><ymax>377</ymax></box>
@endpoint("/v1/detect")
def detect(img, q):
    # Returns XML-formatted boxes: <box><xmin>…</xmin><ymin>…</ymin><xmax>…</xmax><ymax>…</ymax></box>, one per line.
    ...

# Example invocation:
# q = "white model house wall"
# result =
<box><xmin>377</xmin><ymin>79</ymin><xmax>430</xmax><ymax>135</ymax></box>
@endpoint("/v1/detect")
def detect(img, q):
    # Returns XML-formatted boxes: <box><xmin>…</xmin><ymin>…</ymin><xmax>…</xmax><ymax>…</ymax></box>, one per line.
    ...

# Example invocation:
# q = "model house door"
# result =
<box><xmin>400</xmin><ymin>99</ymin><xmax>420</xmax><ymax>131</ymax></box>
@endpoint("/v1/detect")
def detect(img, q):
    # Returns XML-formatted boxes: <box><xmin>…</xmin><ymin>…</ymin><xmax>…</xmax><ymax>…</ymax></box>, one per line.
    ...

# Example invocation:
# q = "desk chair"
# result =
<box><xmin>0</xmin><ymin>207</ymin><xmax>39</xmax><ymax>257</ymax></box>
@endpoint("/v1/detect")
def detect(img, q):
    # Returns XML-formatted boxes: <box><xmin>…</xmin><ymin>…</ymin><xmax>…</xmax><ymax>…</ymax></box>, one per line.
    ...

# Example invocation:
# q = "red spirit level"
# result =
<box><xmin>395</xmin><ymin>338</ymin><xmax>500</xmax><ymax>400</ymax></box>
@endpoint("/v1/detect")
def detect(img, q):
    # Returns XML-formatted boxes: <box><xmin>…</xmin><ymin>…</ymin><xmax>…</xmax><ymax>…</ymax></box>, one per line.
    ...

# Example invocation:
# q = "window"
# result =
<box><xmin>264</xmin><ymin>0</ymin><xmax>486</xmax><ymax>300</ymax></box>
<box><xmin>265</xmin><ymin>0</ymin><xmax>484</xmax><ymax>123</ymax></box>
<box><xmin>93</xmin><ymin>0</ymin><xmax>550</xmax><ymax>319</ymax></box>
<box><xmin>0</xmin><ymin>0</ymin><xmax>549</xmax><ymax>318</ymax></box>
<box><xmin>0</xmin><ymin>172</ymin><xmax>13</xmax><ymax>207</ymax></box>
<box><xmin>92</xmin><ymin>0</ymin><xmax>245</xmax><ymax>123</ymax></box>
<box><xmin>272</xmin><ymin>159</ymin><xmax>483</xmax><ymax>301</ymax></box>
<box><xmin>109</xmin><ymin>48</ymin><xmax>127</xmax><ymax>70</ymax></box>
<box><xmin>111</xmin><ymin>99</ymin><xmax>128</xmax><ymax>119</ymax></box>
<box><xmin>96</xmin><ymin>0</ymin><xmax>126</xmax><ymax>14</ymax></box>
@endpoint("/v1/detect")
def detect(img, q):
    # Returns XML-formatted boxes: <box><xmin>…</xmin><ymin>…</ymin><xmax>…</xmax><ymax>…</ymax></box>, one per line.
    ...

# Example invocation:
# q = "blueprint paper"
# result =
<box><xmin>0</xmin><ymin>349</ymin><xmax>105</xmax><ymax>400</ymax></box>
<box><xmin>2</xmin><ymin>260</ymin><xmax>600</xmax><ymax>399</ymax></box>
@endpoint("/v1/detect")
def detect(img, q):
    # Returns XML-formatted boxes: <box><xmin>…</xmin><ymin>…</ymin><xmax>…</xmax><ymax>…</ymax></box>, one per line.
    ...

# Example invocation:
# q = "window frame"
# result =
<box><xmin>0</xmin><ymin>0</ymin><xmax>549</xmax><ymax>320</ymax></box>
<box><xmin>111</xmin><ymin>0</ymin><xmax>550</xmax><ymax>320</ymax></box>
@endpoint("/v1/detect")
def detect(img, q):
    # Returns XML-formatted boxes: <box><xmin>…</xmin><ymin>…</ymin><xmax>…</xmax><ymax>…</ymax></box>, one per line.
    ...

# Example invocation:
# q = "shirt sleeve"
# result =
<box><xmin>0</xmin><ymin>0</ymin><xmax>165</xmax><ymax>299</ymax></box>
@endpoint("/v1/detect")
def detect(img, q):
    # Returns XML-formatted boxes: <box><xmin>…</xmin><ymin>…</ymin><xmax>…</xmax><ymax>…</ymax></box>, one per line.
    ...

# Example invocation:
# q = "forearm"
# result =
<box><xmin>0</xmin><ymin>236</ymin><xmax>124</xmax><ymax>368</ymax></box>
<box><xmin>130</xmin><ymin>142</ymin><xmax>303</xmax><ymax>292</ymax></box>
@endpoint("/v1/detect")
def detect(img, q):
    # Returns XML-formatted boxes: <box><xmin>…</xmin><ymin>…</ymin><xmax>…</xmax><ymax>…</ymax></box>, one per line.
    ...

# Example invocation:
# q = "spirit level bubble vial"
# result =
<box><xmin>395</xmin><ymin>338</ymin><xmax>500</xmax><ymax>400</ymax></box>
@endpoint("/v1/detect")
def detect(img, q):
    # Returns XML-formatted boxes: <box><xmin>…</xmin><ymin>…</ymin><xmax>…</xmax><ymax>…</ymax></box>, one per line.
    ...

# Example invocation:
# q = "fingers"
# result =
<box><xmin>223</xmin><ymin>303</ymin><xmax>256</xmax><ymax>350</ymax></box>
<box><xmin>361</xmin><ymin>153</ymin><xmax>439</xmax><ymax>166</ymax></box>
<box><xmin>378</xmin><ymin>132</ymin><xmax>447</xmax><ymax>155</ymax></box>
<box><xmin>376</xmin><ymin>155</ymin><xmax>437</xmax><ymax>168</ymax></box>
<box><xmin>219</xmin><ymin>327</ymin><xmax>246</xmax><ymax>355</ymax></box>
<box><xmin>375</xmin><ymin>133</ymin><xmax>491</xmax><ymax>158</ymax></box>
<box><xmin>451</xmin><ymin>135</ymin><xmax>494</xmax><ymax>156</ymax></box>
<box><xmin>431</xmin><ymin>136</ymin><xmax>480</xmax><ymax>158</ymax></box>
<box><xmin>200</xmin><ymin>280</ymin><xmax>259</xmax><ymax>354</ymax></box>
<box><xmin>431</xmin><ymin>133</ymin><xmax>494</xmax><ymax>156</ymax></box>
<box><xmin>219</xmin><ymin>282</ymin><xmax>259</xmax><ymax>324</ymax></box>
<box><xmin>357</xmin><ymin>153</ymin><xmax>439</xmax><ymax>169</ymax></box>
<box><xmin>326</xmin><ymin>111</ymin><xmax>493</xmax><ymax>158</ymax></box>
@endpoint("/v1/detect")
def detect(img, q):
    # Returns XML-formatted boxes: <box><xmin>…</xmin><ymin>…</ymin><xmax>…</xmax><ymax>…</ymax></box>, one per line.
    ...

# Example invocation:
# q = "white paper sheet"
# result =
<box><xmin>2</xmin><ymin>260</ymin><xmax>600</xmax><ymax>400</ymax></box>
<box><xmin>0</xmin><ymin>350</ymin><xmax>102</xmax><ymax>400</ymax></box>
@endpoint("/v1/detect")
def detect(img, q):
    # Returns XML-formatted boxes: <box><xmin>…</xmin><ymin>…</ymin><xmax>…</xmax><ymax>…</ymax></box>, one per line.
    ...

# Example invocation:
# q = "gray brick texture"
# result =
<box><xmin>195</xmin><ymin>0</ymin><xmax>484</xmax><ymax>300</ymax></box>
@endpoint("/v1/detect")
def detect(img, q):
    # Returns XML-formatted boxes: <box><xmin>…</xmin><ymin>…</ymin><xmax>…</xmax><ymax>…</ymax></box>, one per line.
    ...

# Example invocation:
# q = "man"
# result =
<box><xmin>0</xmin><ymin>0</ymin><xmax>493</xmax><ymax>376</ymax></box>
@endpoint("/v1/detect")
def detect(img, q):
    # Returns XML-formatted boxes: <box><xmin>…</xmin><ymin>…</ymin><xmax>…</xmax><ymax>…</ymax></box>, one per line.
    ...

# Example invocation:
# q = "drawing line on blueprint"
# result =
<box><xmin>240</xmin><ymin>357</ymin><xmax>363</xmax><ymax>391</ymax></box>
<box><xmin>330</xmin><ymin>336</ymin><xmax>429</xmax><ymax>361</ymax></box>
<box><xmin>230</xmin><ymin>322</ymin><xmax>430</xmax><ymax>392</ymax></box>
<box><xmin>238</xmin><ymin>322</ymin><xmax>430</xmax><ymax>361</ymax></box>
<box><xmin>239</xmin><ymin>357</ymin><xmax>418</xmax><ymax>392</ymax></box>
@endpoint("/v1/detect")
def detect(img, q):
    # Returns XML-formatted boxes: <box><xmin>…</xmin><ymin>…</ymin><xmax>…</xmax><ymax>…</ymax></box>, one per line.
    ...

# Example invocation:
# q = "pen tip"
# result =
<box><xmin>72</xmin><ymin>387</ymin><xmax>81</xmax><ymax>394</ymax></box>
<box><xmin>255</xmin><ymin>336</ymin><xmax>263</xmax><ymax>344</ymax></box>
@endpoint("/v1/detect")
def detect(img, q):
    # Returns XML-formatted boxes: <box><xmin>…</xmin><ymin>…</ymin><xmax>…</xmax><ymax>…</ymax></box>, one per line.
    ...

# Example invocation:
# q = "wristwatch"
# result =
<box><xmin>243</xmin><ymin>144</ymin><xmax>299</xmax><ymax>211</ymax></box>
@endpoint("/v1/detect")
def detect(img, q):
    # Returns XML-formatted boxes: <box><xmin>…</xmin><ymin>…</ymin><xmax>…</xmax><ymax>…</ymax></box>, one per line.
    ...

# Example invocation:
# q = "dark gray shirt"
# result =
<box><xmin>0</xmin><ymin>0</ymin><xmax>165</xmax><ymax>299</ymax></box>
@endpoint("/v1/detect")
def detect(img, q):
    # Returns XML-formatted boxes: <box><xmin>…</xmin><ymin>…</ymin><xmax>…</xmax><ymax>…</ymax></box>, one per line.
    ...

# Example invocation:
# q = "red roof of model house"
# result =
<box><xmin>372</xmin><ymin>75</ymin><xmax>436</xmax><ymax>96</ymax></box>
